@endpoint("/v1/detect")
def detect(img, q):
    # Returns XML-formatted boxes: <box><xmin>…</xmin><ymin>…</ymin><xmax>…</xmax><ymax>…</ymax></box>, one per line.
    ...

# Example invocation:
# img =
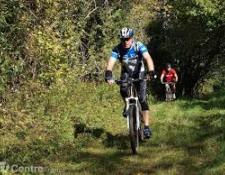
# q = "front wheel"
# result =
<box><xmin>166</xmin><ymin>86</ymin><xmax>173</xmax><ymax>101</ymax></box>
<box><xmin>129</xmin><ymin>105</ymin><xmax>139</xmax><ymax>154</ymax></box>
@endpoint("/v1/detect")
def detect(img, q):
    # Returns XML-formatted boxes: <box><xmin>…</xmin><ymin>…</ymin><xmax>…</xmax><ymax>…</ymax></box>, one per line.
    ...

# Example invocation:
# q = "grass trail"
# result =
<box><xmin>1</xmin><ymin>82</ymin><xmax>224</xmax><ymax>175</ymax></box>
<box><xmin>53</xmin><ymin>91</ymin><xmax>225</xmax><ymax>175</ymax></box>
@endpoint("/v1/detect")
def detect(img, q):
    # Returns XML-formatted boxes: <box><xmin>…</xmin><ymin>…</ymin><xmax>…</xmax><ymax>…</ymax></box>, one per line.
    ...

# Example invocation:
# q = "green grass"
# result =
<box><xmin>0</xmin><ymin>80</ymin><xmax>225</xmax><ymax>175</ymax></box>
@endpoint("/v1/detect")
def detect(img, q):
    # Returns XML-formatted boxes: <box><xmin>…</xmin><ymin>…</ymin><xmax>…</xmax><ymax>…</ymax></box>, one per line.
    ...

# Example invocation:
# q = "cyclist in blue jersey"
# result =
<box><xmin>105</xmin><ymin>27</ymin><xmax>155</xmax><ymax>139</ymax></box>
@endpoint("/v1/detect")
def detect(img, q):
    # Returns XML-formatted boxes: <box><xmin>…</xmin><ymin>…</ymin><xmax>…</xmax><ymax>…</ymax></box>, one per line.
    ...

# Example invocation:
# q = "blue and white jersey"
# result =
<box><xmin>110</xmin><ymin>40</ymin><xmax>148</xmax><ymax>74</ymax></box>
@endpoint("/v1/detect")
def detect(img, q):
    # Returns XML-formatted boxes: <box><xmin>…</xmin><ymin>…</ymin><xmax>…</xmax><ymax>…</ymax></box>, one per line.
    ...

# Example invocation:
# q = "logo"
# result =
<box><xmin>0</xmin><ymin>161</ymin><xmax>10</xmax><ymax>171</ymax></box>
<box><xmin>0</xmin><ymin>162</ymin><xmax>63</xmax><ymax>174</ymax></box>
<box><xmin>0</xmin><ymin>162</ymin><xmax>6</xmax><ymax>170</ymax></box>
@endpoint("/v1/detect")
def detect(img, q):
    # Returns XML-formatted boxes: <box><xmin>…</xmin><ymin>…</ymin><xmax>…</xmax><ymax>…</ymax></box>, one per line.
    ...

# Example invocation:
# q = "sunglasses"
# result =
<box><xmin>120</xmin><ymin>38</ymin><xmax>132</xmax><ymax>42</ymax></box>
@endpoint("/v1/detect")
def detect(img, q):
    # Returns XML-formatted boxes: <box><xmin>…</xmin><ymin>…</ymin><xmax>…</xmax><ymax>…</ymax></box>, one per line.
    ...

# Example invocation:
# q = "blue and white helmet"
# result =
<box><xmin>119</xmin><ymin>27</ymin><xmax>134</xmax><ymax>39</ymax></box>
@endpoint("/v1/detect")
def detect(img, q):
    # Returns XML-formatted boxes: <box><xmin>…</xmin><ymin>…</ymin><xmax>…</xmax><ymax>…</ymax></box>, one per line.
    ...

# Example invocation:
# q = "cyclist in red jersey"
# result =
<box><xmin>160</xmin><ymin>63</ymin><xmax>178</xmax><ymax>100</ymax></box>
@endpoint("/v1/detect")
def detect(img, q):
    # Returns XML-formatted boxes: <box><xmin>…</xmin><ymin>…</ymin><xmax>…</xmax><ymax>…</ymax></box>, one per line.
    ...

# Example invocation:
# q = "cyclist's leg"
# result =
<box><xmin>136</xmin><ymin>72</ymin><xmax>149</xmax><ymax>112</ymax></box>
<box><xmin>165</xmin><ymin>83</ymin><xmax>170</xmax><ymax>92</ymax></box>
<box><xmin>171</xmin><ymin>84</ymin><xmax>176</xmax><ymax>99</ymax></box>
<box><xmin>165</xmin><ymin>83</ymin><xmax>170</xmax><ymax>100</ymax></box>
<box><xmin>136</xmin><ymin>77</ymin><xmax>151</xmax><ymax>138</ymax></box>
<box><xmin>120</xmin><ymin>72</ymin><xmax>129</xmax><ymax>98</ymax></box>
<box><xmin>120</xmin><ymin>72</ymin><xmax>129</xmax><ymax>117</ymax></box>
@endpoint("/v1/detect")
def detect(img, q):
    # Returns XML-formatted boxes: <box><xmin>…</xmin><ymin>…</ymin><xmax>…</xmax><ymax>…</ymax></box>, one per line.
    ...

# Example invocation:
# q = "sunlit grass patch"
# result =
<box><xmin>1</xmin><ymin>81</ymin><xmax>225</xmax><ymax>175</ymax></box>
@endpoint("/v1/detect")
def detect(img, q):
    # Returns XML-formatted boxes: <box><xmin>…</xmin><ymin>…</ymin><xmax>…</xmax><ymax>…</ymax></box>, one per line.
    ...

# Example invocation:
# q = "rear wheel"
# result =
<box><xmin>129</xmin><ymin>105</ymin><xmax>139</xmax><ymax>154</ymax></box>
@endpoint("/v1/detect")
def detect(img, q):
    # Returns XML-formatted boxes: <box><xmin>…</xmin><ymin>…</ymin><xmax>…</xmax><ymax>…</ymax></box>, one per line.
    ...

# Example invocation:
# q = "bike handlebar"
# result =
<box><xmin>115</xmin><ymin>75</ymin><xmax>157</xmax><ymax>85</ymax></box>
<box><xmin>161</xmin><ymin>82</ymin><xmax>176</xmax><ymax>85</ymax></box>
<box><xmin>106</xmin><ymin>72</ymin><xmax>157</xmax><ymax>85</ymax></box>
<box><xmin>115</xmin><ymin>79</ymin><xmax>143</xmax><ymax>85</ymax></box>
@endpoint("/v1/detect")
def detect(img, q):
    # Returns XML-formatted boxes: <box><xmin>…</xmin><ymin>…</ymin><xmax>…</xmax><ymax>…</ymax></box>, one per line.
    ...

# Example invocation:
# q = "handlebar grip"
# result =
<box><xmin>115</xmin><ymin>80</ymin><xmax>122</xmax><ymax>84</ymax></box>
<box><xmin>145</xmin><ymin>72</ymin><xmax>157</xmax><ymax>80</ymax></box>
<box><xmin>161</xmin><ymin>82</ymin><xmax>176</xmax><ymax>85</ymax></box>
<box><xmin>153</xmin><ymin>75</ymin><xmax>157</xmax><ymax>79</ymax></box>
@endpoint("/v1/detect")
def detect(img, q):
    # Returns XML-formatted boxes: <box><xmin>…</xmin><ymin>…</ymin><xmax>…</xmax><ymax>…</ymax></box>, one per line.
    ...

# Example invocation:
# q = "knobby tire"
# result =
<box><xmin>138</xmin><ymin>116</ymin><xmax>145</xmax><ymax>142</ymax></box>
<box><xmin>129</xmin><ymin>105</ymin><xmax>139</xmax><ymax>154</ymax></box>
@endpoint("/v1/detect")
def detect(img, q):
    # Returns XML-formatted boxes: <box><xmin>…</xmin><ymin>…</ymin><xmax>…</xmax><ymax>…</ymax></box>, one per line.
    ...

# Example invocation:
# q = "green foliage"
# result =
<box><xmin>0</xmin><ymin>0</ymin><xmax>224</xmax><ymax>95</ymax></box>
<box><xmin>1</xmin><ymin>0</ymin><xmax>225</xmax><ymax>174</ymax></box>
<box><xmin>148</xmin><ymin>0</ymin><xmax>225</xmax><ymax>96</ymax></box>
<box><xmin>0</xmin><ymin>74</ymin><xmax>125</xmax><ymax>171</ymax></box>
<box><xmin>0</xmin><ymin>0</ymin><xmax>132</xmax><ymax>89</ymax></box>
<box><xmin>202</xmin><ymin>65</ymin><xmax>225</xmax><ymax>93</ymax></box>
<box><xmin>0</xmin><ymin>0</ymin><xmax>159</xmax><ymax>90</ymax></box>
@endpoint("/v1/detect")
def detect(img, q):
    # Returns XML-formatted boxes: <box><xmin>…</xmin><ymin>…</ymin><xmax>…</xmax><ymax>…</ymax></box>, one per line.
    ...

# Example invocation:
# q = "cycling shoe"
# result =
<box><xmin>144</xmin><ymin>127</ymin><xmax>152</xmax><ymax>139</ymax></box>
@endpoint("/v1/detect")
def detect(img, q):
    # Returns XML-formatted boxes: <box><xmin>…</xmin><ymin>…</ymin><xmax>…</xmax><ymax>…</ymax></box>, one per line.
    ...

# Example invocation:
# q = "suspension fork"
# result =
<box><xmin>125</xmin><ymin>98</ymin><xmax>130</xmax><ymax>130</ymax></box>
<box><xmin>135</xmin><ymin>98</ymin><xmax>140</xmax><ymax>130</ymax></box>
<box><xmin>125</xmin><ymin>96</ymin><xmax>140</xmax><ymax>130</ymax></box>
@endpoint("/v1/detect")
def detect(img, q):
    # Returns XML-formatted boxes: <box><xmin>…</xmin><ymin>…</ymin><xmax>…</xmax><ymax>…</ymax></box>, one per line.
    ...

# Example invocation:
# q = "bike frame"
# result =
<box><xmin>116</xmin><ymin>78</ymin><xmax>143</xmax><ymax>131</ymax></box>
<box><xmin>125</xmin><ymin>80</ymin><xmax>141</xmax><ymax>131</ymax></box>
<box><xmin>162</xmin><ymin>82</ymin><xmax>176</xmax><ymax>101</ymax></box>
<box><xmin>115</xmin><ymin>73</ymin><xmax>154</xmax><ymax>154</ymax></box>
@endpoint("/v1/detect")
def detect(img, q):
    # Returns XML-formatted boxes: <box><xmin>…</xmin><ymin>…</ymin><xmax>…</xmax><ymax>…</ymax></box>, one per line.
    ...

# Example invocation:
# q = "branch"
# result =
<box><xmin>84</xmin><ymin>7</ymin><xmax>99</xmax><ymax>20</ymax></box>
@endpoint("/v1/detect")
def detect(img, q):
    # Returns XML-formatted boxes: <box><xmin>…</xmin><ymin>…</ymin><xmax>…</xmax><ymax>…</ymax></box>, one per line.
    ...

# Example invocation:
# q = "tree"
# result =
<box><xmin>148</xmin><ymin>0</ymin><xmax>225</xmax><ymax>96</ymax></box>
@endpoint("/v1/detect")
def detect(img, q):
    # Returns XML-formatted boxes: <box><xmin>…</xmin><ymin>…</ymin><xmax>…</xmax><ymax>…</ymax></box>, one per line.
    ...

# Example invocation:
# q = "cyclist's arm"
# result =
<box><xmin>105</xmin><ymin>57</ymin><xmax>117</xmax><ymax>84</ymax></box>
<box><xmin>160</xmin><ymin>74</ymin><xmax>164</xmax><ymax>83</ymax></box>
<box><xmin>107</xmin><ymin>46</ymin><xmax>119</xmax><ymax>71</ymax></box>
<box><xmin>174</xmin><ymin>73</ymin><xmax>178</xmax><ymax>82</ymax></box>
<box><xmin>137</xmin><ymin>42</ymin><xmax>154</xmax><ymax>71</ymax></box>
<box><xmin>106</xmin><ymin>57</ymin><xmax>116</xmax><ymax>71</ymax></box>
<box><xmin>142</xmin><ymin>52</ymin><xmax>154</xmax><ymax>71</ymax></box>
<box><xmin>172</xmin><ymin>69</ymin><xmax>178</xmax><ymax>82</ymax></box>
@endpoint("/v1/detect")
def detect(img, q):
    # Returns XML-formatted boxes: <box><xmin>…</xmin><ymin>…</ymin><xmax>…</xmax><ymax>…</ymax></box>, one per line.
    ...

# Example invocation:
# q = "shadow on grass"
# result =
<box><xmin>74</xmin><ymin>123</ymin><xmax>129</xmax><ymax>149</ymax></box>
<box><xmin>72</xmin><ymin>122</ymin><xmax>202</xmax><ymax>174</ymax></box>
<box><xmin>179</xmin><ymin>91</ymin><xmax>225</xmax><ymax>110</ymax></box>
<box><xmin>74</xmin><ymin>123</ymin><xmax>105</xmax><ymax>138</ymax></box>
<box><xmin>68</xmin><ymin>92</ymin><xmax>225</xmax><ymax>174</ymax></box>
<box><xmin>65</xmin><ymin>149</ymin><xmax>158</xmax><ymax>175</ymax></box>
<box><xmin>155</xmin><ymin>94</ymin><xmax>225</xmax><ymax>174</ymax></box>
<box><xmin>103</xmin><ymin>132</ymin><xmax>129</xmax><ymax>149</ymax></box>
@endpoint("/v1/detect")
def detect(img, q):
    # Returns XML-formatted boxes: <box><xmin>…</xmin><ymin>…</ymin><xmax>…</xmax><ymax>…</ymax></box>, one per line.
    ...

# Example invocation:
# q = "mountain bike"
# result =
<box><xmin>161</xmin><ymin>82</ymin><xmax>176</xmax><ymax>101</ymax></box>
<box><xmin>115</xmin><ymin>77</ymin><xmax>148</xmax><ymax>154</ymax></box>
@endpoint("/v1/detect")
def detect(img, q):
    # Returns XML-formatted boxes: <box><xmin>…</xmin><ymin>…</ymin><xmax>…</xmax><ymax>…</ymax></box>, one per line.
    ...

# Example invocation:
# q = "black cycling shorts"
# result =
<box><xmin>120</xmin><ymin>72</ymin><xmax>149</xmax><ymax>111</ymax></box>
